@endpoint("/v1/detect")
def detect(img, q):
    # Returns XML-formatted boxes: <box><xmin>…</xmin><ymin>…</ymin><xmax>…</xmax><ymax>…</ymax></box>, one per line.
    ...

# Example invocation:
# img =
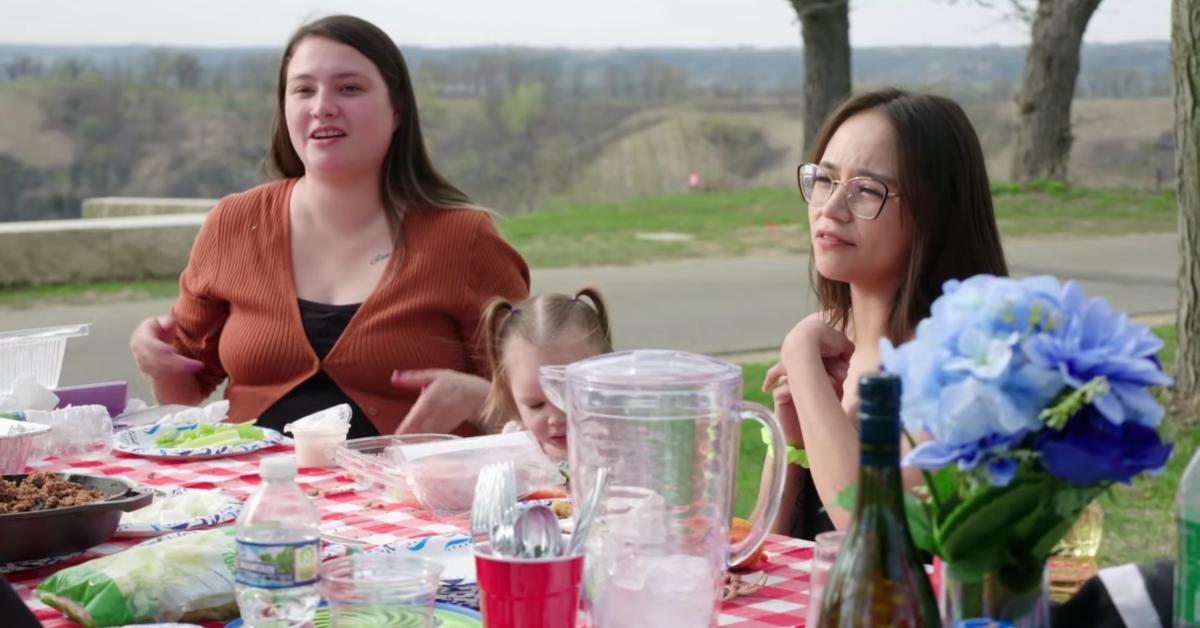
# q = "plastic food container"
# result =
<box><xmin>0</xmin><ymin>324</ymin><xmax>91</xmax><ymax>394</ymax></box>
<box><xmin>334</xmin><ymin>434</ymin><xmax>460</xmax><ymax>504</ymax></box>
<box><xmin>402</xmin><ymin>432</ymin><xmax>567</xmax><ymax>517</ymax></box>
<box><xmin>0</xmin><ymin>418</ymin><xmax>52</xmax><ymax>473</ymax></box>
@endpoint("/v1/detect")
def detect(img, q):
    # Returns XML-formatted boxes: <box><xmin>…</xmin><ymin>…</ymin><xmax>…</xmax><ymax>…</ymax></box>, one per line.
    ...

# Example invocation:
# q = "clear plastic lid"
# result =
<box><xmin>563</xmin><ymin>350</ymin><xmax>742</xmax><ymax>390</ymax></box>
<box><xmin>0</xmin><ymin>323</ymin><xmax>90</xmax><ymax>346</ymax></box>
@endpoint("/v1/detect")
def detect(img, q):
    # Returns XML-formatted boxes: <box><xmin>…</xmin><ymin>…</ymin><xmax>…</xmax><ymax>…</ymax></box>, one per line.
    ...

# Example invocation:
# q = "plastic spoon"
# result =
<box><xmin>515</xmin><ymin>505</ymin><xmax>562</xmax><ymax>558</ymax></box>
<box><xmin>568</xmin><ymin>466</ymin><xmax>609</xmax><ymax>556</ymax></box>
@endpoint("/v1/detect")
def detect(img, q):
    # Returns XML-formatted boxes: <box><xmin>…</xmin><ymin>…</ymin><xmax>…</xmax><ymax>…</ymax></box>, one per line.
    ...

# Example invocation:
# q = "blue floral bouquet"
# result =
<box><xmin>880</xmin><ymin>274</ymin><xmax>1173</xmax><ymax>593</ymax></box>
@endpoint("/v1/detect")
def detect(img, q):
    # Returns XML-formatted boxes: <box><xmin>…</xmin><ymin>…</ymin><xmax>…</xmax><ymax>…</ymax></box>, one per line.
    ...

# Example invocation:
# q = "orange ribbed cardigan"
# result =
<box><xmin>171</xmin><ymin>178</ymin><xmax>531</xmax><ymax>435</ymax></box>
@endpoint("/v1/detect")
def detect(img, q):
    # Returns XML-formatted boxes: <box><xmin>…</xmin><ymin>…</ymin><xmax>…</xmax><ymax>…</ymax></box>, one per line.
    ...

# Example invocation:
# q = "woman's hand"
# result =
<box><xmin>762</xmin><ymin>364</ymin><xmax>803</xmax><ymax>447</ymax></box>
<box><xmin>130</xmin><ymin>313</ymin><xmax>205</xmax><ymax>379</ymax></box>
<box><xmin>391</xmin><ymin>369</ymin><xmax>490</xmax><ymax>434</ymax></box>
<box><xmin>780</xmin><ymin>313</ymin><xmax>854</xmax><ymax>401</ymax></box>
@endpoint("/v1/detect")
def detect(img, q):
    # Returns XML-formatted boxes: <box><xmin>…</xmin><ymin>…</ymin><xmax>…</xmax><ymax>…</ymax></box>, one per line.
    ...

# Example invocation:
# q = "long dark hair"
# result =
<box><xmin>809</xmin><ymin>88</ymin><xmax>1008</xmax><ymax>342</ymax></box>
<box><xmin>268</xmin><ymin>15</ymin><xmax>473</xmax><ymax>234</ymax></box>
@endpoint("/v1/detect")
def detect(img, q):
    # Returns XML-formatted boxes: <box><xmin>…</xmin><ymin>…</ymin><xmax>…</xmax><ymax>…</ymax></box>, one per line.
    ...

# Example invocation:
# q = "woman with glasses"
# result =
<box><xmin>758</xmin><ymin>89</ymin><xmax>1008</xmax><ymax>537</ymax></box>
<box><xmin>129</xmin><ymin>15</ymin><xmax>530</xmax><ymax>439</ymax></box>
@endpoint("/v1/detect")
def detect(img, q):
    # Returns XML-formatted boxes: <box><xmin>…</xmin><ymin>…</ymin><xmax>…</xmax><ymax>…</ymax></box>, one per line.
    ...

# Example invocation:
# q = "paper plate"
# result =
<box><xmin>115</xmin><ymin>488</ymin><xmax>242</xmax><ymax>537</ymax></box>
<box><xmin>114</xmin><ymin>423</ymin><xmax>285</xmax><ymax>460</ymax></box>
<box><xmin>225</xmin><ymin>601</ymin><xmax>481</xmax><ymax>627</ymax></box>
<box><xmin>0</xmin><ymin>550</ymin><xmax>84</xmax><ymax>574</ymax></box>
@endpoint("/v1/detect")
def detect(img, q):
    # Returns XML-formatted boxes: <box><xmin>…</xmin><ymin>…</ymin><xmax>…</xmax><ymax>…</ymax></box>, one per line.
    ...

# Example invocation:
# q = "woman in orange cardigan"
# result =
<box><xmin>129</xmin><ymin>15</ymin><xmax>529</xmax><ymax>438</ymax></box>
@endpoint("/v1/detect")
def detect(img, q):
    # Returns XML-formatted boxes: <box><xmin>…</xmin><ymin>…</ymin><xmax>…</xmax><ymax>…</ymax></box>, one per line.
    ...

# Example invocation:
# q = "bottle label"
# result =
<box><xmin>1180</xmin><ymin>517</ymin><xmax>1200</xmax><ymax>623</ymax></box>
<box><xmin>235</xmin><ymin>539</ymin><xmax>320</xmax><ymax>589</ymax></box>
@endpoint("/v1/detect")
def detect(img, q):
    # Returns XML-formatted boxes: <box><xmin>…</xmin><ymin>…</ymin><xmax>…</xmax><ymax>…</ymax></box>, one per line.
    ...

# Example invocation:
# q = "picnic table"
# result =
<box><xmin>9</xmin><ymin>443</ymin><xmax>816</xmax><ymax>627</ymax></box>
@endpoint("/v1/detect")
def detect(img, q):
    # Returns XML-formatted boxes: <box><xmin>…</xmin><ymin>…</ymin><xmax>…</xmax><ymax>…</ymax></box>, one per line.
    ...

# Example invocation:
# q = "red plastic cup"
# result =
<box><xmin>474</xmin><ymin>542</ymin><xmax>584</xmax><ymax>628</ymax></box>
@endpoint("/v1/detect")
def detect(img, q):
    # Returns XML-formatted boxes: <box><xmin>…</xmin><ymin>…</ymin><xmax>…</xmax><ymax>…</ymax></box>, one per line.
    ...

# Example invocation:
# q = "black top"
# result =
<box><xmin>258</xmin><ymin>299</ymin><xmax>381</xmax><ymax>440</ymax></box>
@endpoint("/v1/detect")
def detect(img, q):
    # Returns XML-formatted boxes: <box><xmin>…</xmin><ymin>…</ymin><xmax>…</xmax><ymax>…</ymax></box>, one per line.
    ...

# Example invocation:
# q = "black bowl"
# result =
<box><xmin>0</xmin><ymin>473</ymin><xmax>153</xmax><ymax>563</ymax></box>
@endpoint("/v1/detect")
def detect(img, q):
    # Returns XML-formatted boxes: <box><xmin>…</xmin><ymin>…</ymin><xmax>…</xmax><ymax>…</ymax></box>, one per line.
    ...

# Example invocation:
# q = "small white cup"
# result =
<box><xmin>291</xmin><ymin>426</ymin><xmax>351</xmax><ymax>468</ymax></box>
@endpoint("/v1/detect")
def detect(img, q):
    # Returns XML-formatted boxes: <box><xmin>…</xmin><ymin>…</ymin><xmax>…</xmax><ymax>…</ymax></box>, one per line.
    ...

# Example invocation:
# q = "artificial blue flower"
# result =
<box><xmin>1022</xmin><ymin>281</ymin><xmax>1173</xmax><ymax>427</ymax></box>
<box><xmin>906</xmin><ymin>432</ymin><xmax>1024</xmax><ymax>487</ymax></box>
<box><xmin>882</xmin><ymin>275</ymin><xmax>1066</xmax><ymax>479</ymax></box>
<box><xmin>1036</xmin><ymin>405</ymin><xmax>1173</xmax><ymax>485</ymax></box>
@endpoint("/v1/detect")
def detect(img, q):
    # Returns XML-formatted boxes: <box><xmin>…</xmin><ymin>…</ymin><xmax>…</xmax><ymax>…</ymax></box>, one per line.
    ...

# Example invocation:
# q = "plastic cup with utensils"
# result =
<box><xmin>805</xmin><ymin>530</ymin><xmax>846</xmax><ymax>627</ymax></box>
<box><xmin>321</xmin><ymin>553</ymin><xmax>443</xmax><ymax>627</ymax></box>
<box><xmin>474</xmin><ymin>539</ymin><xmax>584</xmax><ymax>628</ymax></box>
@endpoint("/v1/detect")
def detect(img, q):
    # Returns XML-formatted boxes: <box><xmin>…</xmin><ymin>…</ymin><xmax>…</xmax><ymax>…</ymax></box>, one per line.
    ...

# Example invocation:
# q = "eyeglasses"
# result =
<box><xmin>797</xmin><ymin>163</ymin><xmax>903</xmax><ymax>220</ymax></box>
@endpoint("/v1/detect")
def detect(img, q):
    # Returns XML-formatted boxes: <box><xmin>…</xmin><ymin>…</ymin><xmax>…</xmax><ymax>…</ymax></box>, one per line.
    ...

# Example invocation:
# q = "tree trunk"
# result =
<box><xmin>1175</xmin><ymin>0</ymin><xmax>1200</xmax><ymax>403</ymax></box>
<box><xmin>790</xmin><ymin>0</ymin><xmax>851</xmax><ymax>159</ymax></box>
<box><xmin>1010</xmin><ymin>0</ymin><xmax>1103</xmax><ymax>183</ymax></box>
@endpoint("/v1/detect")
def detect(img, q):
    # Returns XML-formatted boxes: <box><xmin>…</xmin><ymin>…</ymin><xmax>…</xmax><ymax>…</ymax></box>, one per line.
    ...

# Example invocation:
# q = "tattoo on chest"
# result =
<box><xmin>369</xmin><ymin>252</ymin><xmax>391</xmax><ymax>266</ymax></box>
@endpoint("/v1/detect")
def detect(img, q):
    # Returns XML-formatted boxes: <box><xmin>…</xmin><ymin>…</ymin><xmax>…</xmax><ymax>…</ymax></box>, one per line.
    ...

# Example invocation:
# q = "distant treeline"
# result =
<box><xmin>0</xmin><ymin>41</ymin><xmax>1170</xmax><ymax>100</ymax></box>
<box><xmin>0</xmin><ymin>41</ymin><xmax>1172</xmax><ymax>224</ymax></box>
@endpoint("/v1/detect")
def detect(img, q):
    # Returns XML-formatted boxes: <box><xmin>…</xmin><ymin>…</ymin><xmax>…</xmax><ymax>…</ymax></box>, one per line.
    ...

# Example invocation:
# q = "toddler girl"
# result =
<box><xmin>480</xmin><ymin>288</ymin><xmax>613</xmax><ymax>459</ymax></box>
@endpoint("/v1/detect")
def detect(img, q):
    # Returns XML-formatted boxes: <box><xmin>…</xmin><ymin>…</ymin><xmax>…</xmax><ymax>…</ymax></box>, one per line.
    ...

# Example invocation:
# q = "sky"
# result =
<box><xmin>1</xmin><ymin>0</ymin><xmax>1170</xmax><ymax>49</ymax></box>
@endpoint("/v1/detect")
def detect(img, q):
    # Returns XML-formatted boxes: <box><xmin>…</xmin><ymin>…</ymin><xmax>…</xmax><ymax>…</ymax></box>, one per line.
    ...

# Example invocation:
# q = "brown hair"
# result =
<box><xmin>479</xmin><ymin>288</ymin><xmax>614</xmax><ymax>430</ymax></box>
<box><xmin>809</xmin><ymin>88</ymin><xmax>1008</xmax><ymax>342</ymax></box>
<box><xmin>268</xmin><ymin>15</ymin><xmax>473</xmax><ymax>235</ymax></box>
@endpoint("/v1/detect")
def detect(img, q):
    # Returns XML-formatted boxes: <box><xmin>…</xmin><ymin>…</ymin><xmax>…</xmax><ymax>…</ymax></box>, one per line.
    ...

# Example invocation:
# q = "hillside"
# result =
<box><xmin>0</xmin><ymin>41</ymin><xmax>1174</xmax><ymax>221</ymax></box>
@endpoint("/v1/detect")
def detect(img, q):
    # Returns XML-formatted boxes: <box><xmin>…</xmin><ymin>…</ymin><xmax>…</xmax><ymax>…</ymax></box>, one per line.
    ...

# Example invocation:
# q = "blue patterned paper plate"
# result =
<box><xmin>114</xmin><ymin>423</ymin><xmax>285</xmax><ymax>460</ymax></box>
<box><xmin>115</xmin><ymin>488</ymin><xmax>242</xmax><ymax>538</ymax></box>
<box><xmin>225</xmin><ymin>601</ymin><xmax>482</xmax><ymax>627</ymax></box>
<box><xmin>0</xmin><ymin>551</ymin><xmax>84</xmax><ymax>574</ymax></box>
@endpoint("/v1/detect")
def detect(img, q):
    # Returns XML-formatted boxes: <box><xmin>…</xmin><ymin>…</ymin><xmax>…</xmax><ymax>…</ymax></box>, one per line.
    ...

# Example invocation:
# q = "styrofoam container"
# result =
<box><xmin>0</xmin><ymin>324</ymin><xmax>90</xmax><ymax>393</ymax></box>
<box><xmin>0</xmin><ymin>418</ymin><xmax>52</xmax><ymax>473</ymax></box>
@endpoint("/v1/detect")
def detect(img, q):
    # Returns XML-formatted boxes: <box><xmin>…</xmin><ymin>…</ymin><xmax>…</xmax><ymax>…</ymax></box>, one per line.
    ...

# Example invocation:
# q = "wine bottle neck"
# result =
<box><xmin>855</xmin><ymin>439</ymin><xmax>904</xmax><ymax>514</ymax></box>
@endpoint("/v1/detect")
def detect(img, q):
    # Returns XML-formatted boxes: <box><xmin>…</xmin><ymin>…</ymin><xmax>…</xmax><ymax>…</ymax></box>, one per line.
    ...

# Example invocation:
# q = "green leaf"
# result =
<box><xmin>904</xmin><ymin>492</ymin><xmax>935</xmax><ymax>553</ymax></box>
<box><xmin>937</xmin><ymin>478</ymin><xmax>1048</xmax><ymax>565</ymax></box>
<box><xmin>833</xmin><ymin>483</ymin><xmax>856</xmax><ymax>513</ymax></box>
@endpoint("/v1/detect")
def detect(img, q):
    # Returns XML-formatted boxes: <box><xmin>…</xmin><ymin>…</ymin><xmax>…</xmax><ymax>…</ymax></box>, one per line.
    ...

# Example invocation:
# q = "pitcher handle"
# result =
<box><xmin>728</xmin><ymin>400</ymin><xmax>788</xmax><ymax>569</ymax></box>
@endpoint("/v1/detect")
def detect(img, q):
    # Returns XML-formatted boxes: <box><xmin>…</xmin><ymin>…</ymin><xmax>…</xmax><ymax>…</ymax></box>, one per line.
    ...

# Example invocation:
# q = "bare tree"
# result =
<box><xmin>789</xmin><ymin>0</ymin><xmax>851</xmax><ymax>158</ymax></box>
<box><xmin>1010</xmin><ymin>0</ymin><xmax>1103</xmax><ymax>182</ymax></box>
<box><xmin>1175</xmin><ymin>0</ymin><xmax>1200</xmax><ymax>402</ymax></box>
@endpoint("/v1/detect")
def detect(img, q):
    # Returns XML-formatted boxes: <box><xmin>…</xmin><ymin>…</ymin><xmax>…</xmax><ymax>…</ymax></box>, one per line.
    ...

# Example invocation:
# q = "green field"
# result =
<box><xmin>0</xmin><ymin>183</ymin><xmax>1178</xmax><ymax>309</ymax></box>
<box><xmin>734</xmin><ymin>324</ymin><xmax>1190</xmax><ymax>568</ymax></box>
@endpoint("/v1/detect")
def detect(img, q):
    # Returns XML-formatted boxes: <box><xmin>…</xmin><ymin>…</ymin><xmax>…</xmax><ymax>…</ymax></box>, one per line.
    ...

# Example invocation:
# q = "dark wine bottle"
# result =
<box><xmin>817</xmin><ymin>373</ymin><xmax>940</xmax><ymax>628</ymax></box>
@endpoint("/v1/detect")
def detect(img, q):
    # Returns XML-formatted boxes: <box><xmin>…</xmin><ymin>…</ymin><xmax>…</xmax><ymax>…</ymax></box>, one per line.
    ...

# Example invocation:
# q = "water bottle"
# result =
<box><xmin>235</xmin><ymin>454</ymin><xmax>322</xmax><ymax>627</ymax></box>
<box><xmin>1178</xmin><ymin>448</ymin><xmax>1200</xmax><ymax>627</ymax></box>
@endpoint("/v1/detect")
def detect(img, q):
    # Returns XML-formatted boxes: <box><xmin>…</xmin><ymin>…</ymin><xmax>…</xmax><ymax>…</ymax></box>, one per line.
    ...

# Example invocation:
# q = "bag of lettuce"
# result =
<box><xmin>37</xmin><ymin>526</ymin><xmax>238</xmax><ymax>627</ymax></box>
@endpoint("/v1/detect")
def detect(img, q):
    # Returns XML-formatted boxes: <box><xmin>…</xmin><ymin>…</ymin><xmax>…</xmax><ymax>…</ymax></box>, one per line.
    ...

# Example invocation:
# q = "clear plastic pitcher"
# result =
<box><xmin>540</xmin><ymin>350</ymin><xmax>787</xmax><ymax>628</ymax></box>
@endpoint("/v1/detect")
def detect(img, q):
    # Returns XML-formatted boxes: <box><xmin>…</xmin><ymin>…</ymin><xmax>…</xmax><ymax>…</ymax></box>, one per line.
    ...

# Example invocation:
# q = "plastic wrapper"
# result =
<box><xmin>399</xmin><ymin>431</ymin><xmax>566</xmax><ymax>516</ymax></box>
<box><xmin>152</xmin><ymin>400</ymin><xmax>229</xmax><ymax>427</ymax></box>
<box><xmin>36</xmin><ymin>527</ymin><xmax>238</xmax><ymax>627</ymax></box>
<box><xmin>283</xmin><ymin>403</ymin><xmax>350</xmax><ymax>435</ymax></box>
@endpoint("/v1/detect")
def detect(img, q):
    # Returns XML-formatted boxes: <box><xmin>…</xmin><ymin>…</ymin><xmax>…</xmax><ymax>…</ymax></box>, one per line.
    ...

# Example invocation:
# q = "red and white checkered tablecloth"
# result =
<box><xmin>9</xmin><ymin>446</ymin><xmax>815</xmax><ymax>627</ymax></box>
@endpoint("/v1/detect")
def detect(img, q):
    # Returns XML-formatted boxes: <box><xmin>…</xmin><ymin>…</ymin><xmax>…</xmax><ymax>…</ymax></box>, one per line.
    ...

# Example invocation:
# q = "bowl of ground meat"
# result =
<box><xmin>0</xmin><ymin>472</ymin><xmax>153</xmax><ymax>563</ymax></box>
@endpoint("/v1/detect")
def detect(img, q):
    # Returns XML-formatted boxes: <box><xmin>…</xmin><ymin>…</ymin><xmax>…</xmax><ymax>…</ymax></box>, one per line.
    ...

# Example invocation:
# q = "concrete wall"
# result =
<box><xmin>0</xmin><ymin>214</ymin><xmax>204</xmax><ymax>287</ymax></box>
<box><xmin>82</xmin><ymin>197</ymin><xmax>217</xmax><ymax>219</ymax></box>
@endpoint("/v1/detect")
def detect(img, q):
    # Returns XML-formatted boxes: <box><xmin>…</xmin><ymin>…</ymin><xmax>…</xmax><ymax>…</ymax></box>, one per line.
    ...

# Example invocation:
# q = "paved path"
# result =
<box><xmin>2</xmin><ymin>233</ymin><xmax>1178</xmax><ymax>402</ymax></box>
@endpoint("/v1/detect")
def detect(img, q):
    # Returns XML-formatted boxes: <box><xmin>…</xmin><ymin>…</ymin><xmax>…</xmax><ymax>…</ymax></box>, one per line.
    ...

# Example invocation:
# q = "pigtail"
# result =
<box><xmin>573</xmin><ymin>286</ymin><xmax>613</xmax><ymax>352</ymax></box>
<box><xmin>479</xmin><ymin>297</ymin><xmax>518</xmax><ymax>432</ymax></box>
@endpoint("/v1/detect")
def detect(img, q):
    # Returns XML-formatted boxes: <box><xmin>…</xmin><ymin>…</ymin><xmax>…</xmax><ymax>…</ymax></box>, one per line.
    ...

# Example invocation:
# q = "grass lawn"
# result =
<box><xmin>0</xmin><ymin>183</ymin><xmax>1176</xmax><ymax>309</ymax></box>
<box><xmin>734</xmin><ymin>324</ymin><xmax>1189</xmax><ymax>568</ymax></box>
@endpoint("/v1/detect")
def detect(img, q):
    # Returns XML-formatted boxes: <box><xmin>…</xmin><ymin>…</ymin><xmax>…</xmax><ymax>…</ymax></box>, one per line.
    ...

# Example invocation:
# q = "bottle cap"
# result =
<box><xmin>260</xmin><ymin>454</ymin><xmax>297</xmax><ymax>480</ymax></box>
<box><xmin>858</xmin><ymin>373</ymin><xmax>901</xmax><ymax>445</ymax></box>
<box><xmin>858</xmin><ymin>373</ymin><xmax>901</xmax><ymax>416</ymax></box>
